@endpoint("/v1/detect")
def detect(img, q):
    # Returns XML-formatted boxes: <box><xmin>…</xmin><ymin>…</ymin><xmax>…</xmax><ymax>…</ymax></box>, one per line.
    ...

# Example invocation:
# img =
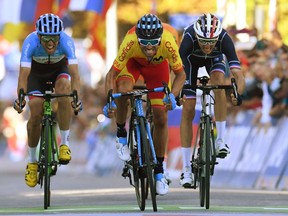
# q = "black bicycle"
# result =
<box><xmin>186</xmin><ymin>76</ymin><xmax>239</xmax><ymax>209</ymax></box>
<box><xmin>18</xmin><ymin>83</ymin><xmax>79</xmax><ymax>209</ymax></box>
<box><xmin>107</xmin><ymin>83</ymin><xmax>171</xmax><ymax>212</ymax></box>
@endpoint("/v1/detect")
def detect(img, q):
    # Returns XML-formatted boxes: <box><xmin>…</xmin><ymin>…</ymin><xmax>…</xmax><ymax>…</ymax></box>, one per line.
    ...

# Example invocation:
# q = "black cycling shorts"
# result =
<box><xmin>27</xmin><ymin>58</ymin><xmax>70</xmax><ymax>94</ymax></box>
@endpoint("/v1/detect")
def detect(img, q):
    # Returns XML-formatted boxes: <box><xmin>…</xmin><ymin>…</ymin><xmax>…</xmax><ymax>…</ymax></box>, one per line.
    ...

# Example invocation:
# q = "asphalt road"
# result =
<box><xmin>1</xmin><ymin>158</ymin><xmax>288</xmax><ymax>216</ymax></box>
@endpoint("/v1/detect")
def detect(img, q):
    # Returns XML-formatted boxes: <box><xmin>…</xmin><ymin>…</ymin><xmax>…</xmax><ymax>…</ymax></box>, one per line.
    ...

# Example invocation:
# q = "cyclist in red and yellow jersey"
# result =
<box><xmin>104</xmin><ymin>14</ymin><xmax>186</xmax><ymax>196</ymax></box>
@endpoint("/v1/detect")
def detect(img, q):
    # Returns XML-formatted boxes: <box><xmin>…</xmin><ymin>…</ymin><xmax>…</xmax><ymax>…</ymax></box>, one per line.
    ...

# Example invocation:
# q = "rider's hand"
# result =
<box><xmin>163</xmin><ymin>93</ymin><xmax>176</xmax><ymax>110</ymax></box>
<box><xmin>103</xmin><ymin>101</ymin><xmax>117</xmax><ymax>118</ymax></box>
<box><xmin>231</xmin><ymin>93</ymin><xmax>242</xmax><ymax>106</ymax></box>
<box><xmin>175</xmin><ymin>94</ymin><xmax>187</xmax><ymax>106</ymax></box>
<box><xmin>71</xmin><ymin>100</ymin><xmax>83</xmax><ymax>113</ymax></box>
<box><xmin>13</xmin><ymin>98</ymin><xmax>26</xmax><ymax>113</ymax></box>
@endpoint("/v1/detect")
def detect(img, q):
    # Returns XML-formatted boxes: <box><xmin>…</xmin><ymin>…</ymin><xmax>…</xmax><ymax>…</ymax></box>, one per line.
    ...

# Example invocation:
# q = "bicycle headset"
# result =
<box><xmin>136</xmin><ymin>14</ymin><xmax>163</xmax><ymax>39</ymax></box>
<box><xmin>193</xmin><ymin>13</ymin><xmax>222</xmax><ymax>39</ymax></box>
<box><xmin>36</xmin><ymin>13</ymin><xmax>63</xmax><ymax>35</ymax></box>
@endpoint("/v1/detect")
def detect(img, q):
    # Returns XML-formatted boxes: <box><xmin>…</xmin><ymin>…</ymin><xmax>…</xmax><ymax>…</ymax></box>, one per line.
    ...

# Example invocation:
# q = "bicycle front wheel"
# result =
<box><xmin>139</xmin><ymin>117</ymin><xmax>157</xmax><ymax>212</ymax></box>
<box><xmin>204</xmin><ymin>117</ymin><xmax>211</xmax><ymax>209</ymax></box>
<box><xmin>129</xmin><ymin>125</ymin><xmax>146</xmax><ymax>211</ymax></box>
<box><xmin>43</xmin><ymin>120</ymin><xmax>51</xmax><ymax>209</ymax></box>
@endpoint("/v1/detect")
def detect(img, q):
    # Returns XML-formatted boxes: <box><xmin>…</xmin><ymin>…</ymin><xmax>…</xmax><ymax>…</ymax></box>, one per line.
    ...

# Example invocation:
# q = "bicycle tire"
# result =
<box><xmin>43</xmin><ymin>120</ymin><xmax>51</xmax><ymax>209</ymax></box>
<box><xmin>139</xmin><ymin>117</ymin><xmax>157</xmax><ymax>212</ymax></box>
<box><xmin>204</xmin><ymin>117</ymin><xmax>211</xmax><ymax>209</ymax></box>
<box><xmin>198</xmin><ymin>122</ymin><xmax>205</xmax><ymax>207</ymax></box>
<box><xmin>129</xmin><ymin>125</ymin><xmax>146</xmax><ymax>211</ymax></box>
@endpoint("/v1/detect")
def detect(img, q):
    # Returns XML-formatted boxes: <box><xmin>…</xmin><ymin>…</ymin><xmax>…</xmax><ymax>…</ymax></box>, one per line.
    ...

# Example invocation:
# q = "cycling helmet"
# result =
<box><xmin>136</xmin><ymin>14</ymin><xmax>163</xmax><ymax>39</ymax></box>
<box><xmin>36</xmin><ymin>13</ymin><xmax>63</xmax><ymax>35</ymax></box>
<box><xmin>193</xmin><ymin>13</ymin><xmax>222</xmax><ymax>38</ymax></box>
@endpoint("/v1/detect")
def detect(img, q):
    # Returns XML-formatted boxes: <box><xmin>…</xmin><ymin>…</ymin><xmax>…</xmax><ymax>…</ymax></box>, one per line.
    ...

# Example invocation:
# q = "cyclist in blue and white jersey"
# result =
<box><xmin>13</xmin><ymin>13</ymin><xmax>82</xmax><ymax>187</ymax></box>
<box><xmin>178</xmin><ymin>13</ymin><xmax>245</xmax><ymax>188</ymax></box>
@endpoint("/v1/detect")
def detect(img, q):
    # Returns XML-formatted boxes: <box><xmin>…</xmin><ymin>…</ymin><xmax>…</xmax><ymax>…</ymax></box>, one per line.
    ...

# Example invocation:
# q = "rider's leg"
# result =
<box><xmin>152</xmin><ymin>107</ymin><xmax>169</xmax><ymax>195</ymax></box>
<box><xmin>55</xmin><ymin>77</ymin><xmax>71</xmax><ymax>141</ymax></box>
<box><xmin>210</xmin><ymin>71</ymin><xmax>230</xmax><ymax>156</ymax></box>
<box><xmin>180</xmin><ymin>99</ymin><xmax>196</xmax><ymax>187</ymax></box>
<box><xmin>25</xmin><ymin>97</ymin><xmax>43</xmax><ymax>187</ymax></box>
<box><xmin>27</xmin><ymin>97</ymin><xmax>44</xmax><ymax>162</ymax></box>
<box><xmin>114</xmin><ymin>78</ymin><xmax>134</xmax><ymax>161</ymax></box>
<box><xmin>55</xmin><ymin>77</ymin><xmax>73</xmax><ymax>163</ymax></box>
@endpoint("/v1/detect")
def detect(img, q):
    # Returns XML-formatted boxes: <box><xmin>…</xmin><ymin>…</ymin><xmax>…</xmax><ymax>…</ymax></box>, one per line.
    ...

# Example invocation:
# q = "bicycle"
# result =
<box><xmin>107</xmin><ymin>83</ymin><xmax>171</xmax><ymax>212</ymax></box>
<box><xmin>185</xmin><ymin>76</ymin><xmax>240</xmax><ymax>209</ymax></box>
<box><xmin>17</xmin><ymin>82</ymin><xmax>79</xmax><ymax>209</ymax></box>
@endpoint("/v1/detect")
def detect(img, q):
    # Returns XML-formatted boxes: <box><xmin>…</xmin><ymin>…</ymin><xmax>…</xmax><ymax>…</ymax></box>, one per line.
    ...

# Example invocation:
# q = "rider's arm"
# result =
<box><xmin>221</xmin><ymin>31</ymin><xmax>246</xmax><ymax>95</ymax></box>
<box><xmin>171</xmin><ymin>69</ymin><xmax>186</xmax><ymax>97</ymax></box>
<box><xmin>17</xmin><ymin>67</ymin><xmax>31</xmax><ymax>94</ymax></box>
<box><xmin>105</xmin><ymin>66</ymin><xmax>119</xmax><ymax>95</ymax></box>
<box><xmin>231</xmin><ymin>68</ymin><xmax>245</xmax><ymax>95</ymax></box>
<box><xmin>68</xmin><ymin>64</ymin><xmax>81</xmax><ymax>93</ymax></box>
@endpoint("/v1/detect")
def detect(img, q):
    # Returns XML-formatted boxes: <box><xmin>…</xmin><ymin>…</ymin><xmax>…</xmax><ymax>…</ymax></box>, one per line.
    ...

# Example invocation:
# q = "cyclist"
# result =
<box><xmin>103</xmin><ymin>14</ymin><xmax>186</xmax><ymax>195</ymax></box>
<box><xmin>13</xmin><ymin>13</ymin><xmax>82</xmax><ymax>187</ymax></box>
<box><xmin>178</xmin><ymin>13</ymin><xmax>245</xmax><ymax>188</ymax></box>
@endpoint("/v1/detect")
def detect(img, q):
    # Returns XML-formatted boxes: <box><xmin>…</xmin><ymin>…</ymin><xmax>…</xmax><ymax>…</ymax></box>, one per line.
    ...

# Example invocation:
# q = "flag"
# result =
<box><xmin>69</xmin><ymin>0</ymin><xmax>104</xmax><ymax>13</ymax></box>
<box><xmin>0</xmin><ymin>0</ymin><xmax>59</xmax><ymax>42</ymax></box>
<box><xmin>88</xmin><ymin>0</ymin><xmax>113</xmax><ymax>58</ymax></box>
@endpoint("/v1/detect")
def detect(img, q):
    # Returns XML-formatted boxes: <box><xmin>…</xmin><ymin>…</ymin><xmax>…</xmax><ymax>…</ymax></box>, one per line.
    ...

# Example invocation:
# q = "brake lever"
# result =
<box><xmin>18</xmin><ymin>88</ymin><xmax>25</xmax><ymax>113</ymax></box>
<box><xmin>231</xmin><ymin>78</ymin><xmax>242</xmax><ymax>105</ymax></box>
<box><xmin>72</xmin><ymin>90</ymin><xmax>79</xmax><ymax>116</ymax></box>
<box><xmin>107</xmin><ymin>89</ymin><xmax>113</xmax><ymax>110</ymax></box>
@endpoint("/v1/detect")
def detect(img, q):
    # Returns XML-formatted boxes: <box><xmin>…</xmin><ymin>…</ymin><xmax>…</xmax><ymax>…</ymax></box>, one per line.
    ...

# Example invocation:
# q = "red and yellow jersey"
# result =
<box><xmin>112</xmin><ymin>25</ymin><xmax>183</xmax><ymax>74</ymax></box>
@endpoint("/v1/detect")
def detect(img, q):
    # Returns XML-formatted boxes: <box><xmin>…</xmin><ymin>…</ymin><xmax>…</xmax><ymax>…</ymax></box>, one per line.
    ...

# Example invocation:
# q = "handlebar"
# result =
<box><xmin>182</xmin><ymin>76</ymin><xmax>241</xmax><ymax>105</ymax></box>
<box><xmin>106</xmin><ymin>82</ymin><xmax>171</xmax><ymax>109</ymax></box>
<box><xmin>17</xmin><ymin>88</ymin><xmax>80</xmax><ymax>115</ymax></box>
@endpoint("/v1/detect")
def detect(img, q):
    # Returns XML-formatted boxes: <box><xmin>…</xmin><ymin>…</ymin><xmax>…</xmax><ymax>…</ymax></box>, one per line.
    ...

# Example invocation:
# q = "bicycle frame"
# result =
<box><xmin>109</xmin><ymin>85</ymin><xmax>170</xmax><ymax>212</ymax></box>
<box><xmin>189</xmin><ymin>76</ymin><xmax>239</xmax><ymax>209</ymax></box>
<box><xmin>18</xmin><ymin>87</ymin><xmax>79</xmax><ymax>209</ymax></box>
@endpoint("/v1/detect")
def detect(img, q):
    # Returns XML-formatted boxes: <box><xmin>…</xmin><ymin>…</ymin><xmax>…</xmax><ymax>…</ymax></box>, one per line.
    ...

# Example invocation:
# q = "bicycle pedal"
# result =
<box><xmin>58</xmin><ymin>160</ymin><xmax>70</xmax><ymax>165</ymax></box>
<box><xmin>216</xmin><ymin>153</ymin><xmax>227</xmax><ymax>159</ymax></box>
<box><xmin>122</xmin><ymin>168</ymin><xmax>130</xmax><ymax>178</ymax></box>
<box><xmin>183</xmin><ymin>183</ymin><xmax>194</xmax><ymax>189</ymax></box>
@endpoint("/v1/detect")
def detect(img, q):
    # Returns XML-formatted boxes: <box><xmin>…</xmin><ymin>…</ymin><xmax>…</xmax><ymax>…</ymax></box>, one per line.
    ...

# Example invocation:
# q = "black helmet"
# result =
<box><xmin>36</xmin><ymin>13</ymin><xmax>63</xmax><ymax>35</ymax></box>
<box><xmin>136</xmin><ymin>14</ymin><xmax>163</xmax><ymax>39</ymax></box>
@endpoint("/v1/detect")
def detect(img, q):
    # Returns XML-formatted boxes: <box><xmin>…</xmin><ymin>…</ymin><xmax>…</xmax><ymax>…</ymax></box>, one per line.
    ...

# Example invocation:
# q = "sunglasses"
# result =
<box><xmin>40</xmin><ymin>35</ymin><xmax>60</xmax><ymax>43</ymax></box>
<box><xmin>196</xmin><ymin>35</ymin><xmax>218</xmax><ymax>45</ymax></box>
<box><xmin>138</xmin><ymin>38</ymin><xmax>161</xmax><ymax>46</ymax></box>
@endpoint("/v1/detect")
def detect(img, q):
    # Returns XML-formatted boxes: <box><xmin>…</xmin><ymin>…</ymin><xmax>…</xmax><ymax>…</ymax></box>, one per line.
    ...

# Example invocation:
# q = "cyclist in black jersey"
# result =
<box><xmin>178</xmin><ymin>13</ymin><xmax>245</xmax><ymax>188</ymax></box>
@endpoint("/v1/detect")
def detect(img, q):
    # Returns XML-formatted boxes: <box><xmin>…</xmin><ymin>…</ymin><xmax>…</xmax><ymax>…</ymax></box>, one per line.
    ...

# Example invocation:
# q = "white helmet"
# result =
<box><xmin>193</xmin><ymin>13</ymin><xmax>222</xmax><ymax>38</ymax></box>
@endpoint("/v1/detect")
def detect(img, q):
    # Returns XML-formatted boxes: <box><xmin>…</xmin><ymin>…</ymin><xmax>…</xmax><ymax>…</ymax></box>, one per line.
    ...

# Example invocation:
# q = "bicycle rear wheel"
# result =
<box><xmin>129</xmin><ymin>125</ymin><xmax>147</xmax><ymax>211</ymax></box>
<box><xmin>139</xmin><ymin>117</ymin><xmax>157</xmax><ymax>212</ymax></box>
<box><xmin>43</xmin><ymin>121</ymin><xmax>51</xmax><ymax>209</ymax></box>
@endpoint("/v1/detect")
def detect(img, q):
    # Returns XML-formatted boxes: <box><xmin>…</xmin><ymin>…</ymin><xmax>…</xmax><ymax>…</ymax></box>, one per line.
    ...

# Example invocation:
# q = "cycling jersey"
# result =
<box><xmin>112</xmin><ymin>25</ymin><xmax>183</xmax><ymax>108</ymax></box>
<box><xmin>20</xmin><ymin>31</ymin><xmax>78</xmax><ymax>68</ymax></box>
<box><xmin>180</xmin><ymin>24</ymin><xmax>241</xmax><ymax>98</ymax></box>
<box><xmin>20</xmin><ymin>31</ymin><xmax>78</xmax><ymax>96</ymax></box>
<box><xmin>112</xmin><ymin>26</ymin><xmax>183</xmax><ymax>73</ymax></box>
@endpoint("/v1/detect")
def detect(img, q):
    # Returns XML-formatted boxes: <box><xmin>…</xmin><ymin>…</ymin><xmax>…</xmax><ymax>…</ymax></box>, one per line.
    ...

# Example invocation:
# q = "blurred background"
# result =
<box><xmin>1</xmin><ymin>0</ymin><xmax>288</xmax><ymax>190</ymax></box>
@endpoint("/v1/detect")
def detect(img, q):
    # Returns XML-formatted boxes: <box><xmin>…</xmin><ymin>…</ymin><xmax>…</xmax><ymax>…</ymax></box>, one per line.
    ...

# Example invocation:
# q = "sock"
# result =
<box><xmin>181</xmin><ymin>147</ymin><xmax>191</xmax><ymax>172</ymax></box>
<box><xmin>216</xmin><ymin>121</ymin><xmax>226</xmax><ymax>141</ymax></box>
<box><xmin>60</xmin><ymin>130</ymin><xmax>70</xmax><ymax>146</ymax></box>
<box><xmin>116</xmin><ymin>123</ymin><xmax>127</xmax><ymax>137</ymax></box>
<box><xmin>154</xmin><ymin>157</ymin><xmax>164</xmax><ymax>174</ymax></box>
<box><xmin>163</xmin><ymin>157</ymin><xmax>167</xmax><ymax>172</ymax></box>
<box><xmin>28</xmin><ymin>146</ymin><xmax>37</xmax><ymax>163</ymax></box>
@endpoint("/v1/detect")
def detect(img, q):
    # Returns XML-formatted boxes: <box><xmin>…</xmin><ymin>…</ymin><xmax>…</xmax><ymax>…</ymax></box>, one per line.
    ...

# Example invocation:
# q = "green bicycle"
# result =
<box><xmin>18</xmin><ymin>83</ymin><xmax>79</xmax><ymax>209</ymax></box>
